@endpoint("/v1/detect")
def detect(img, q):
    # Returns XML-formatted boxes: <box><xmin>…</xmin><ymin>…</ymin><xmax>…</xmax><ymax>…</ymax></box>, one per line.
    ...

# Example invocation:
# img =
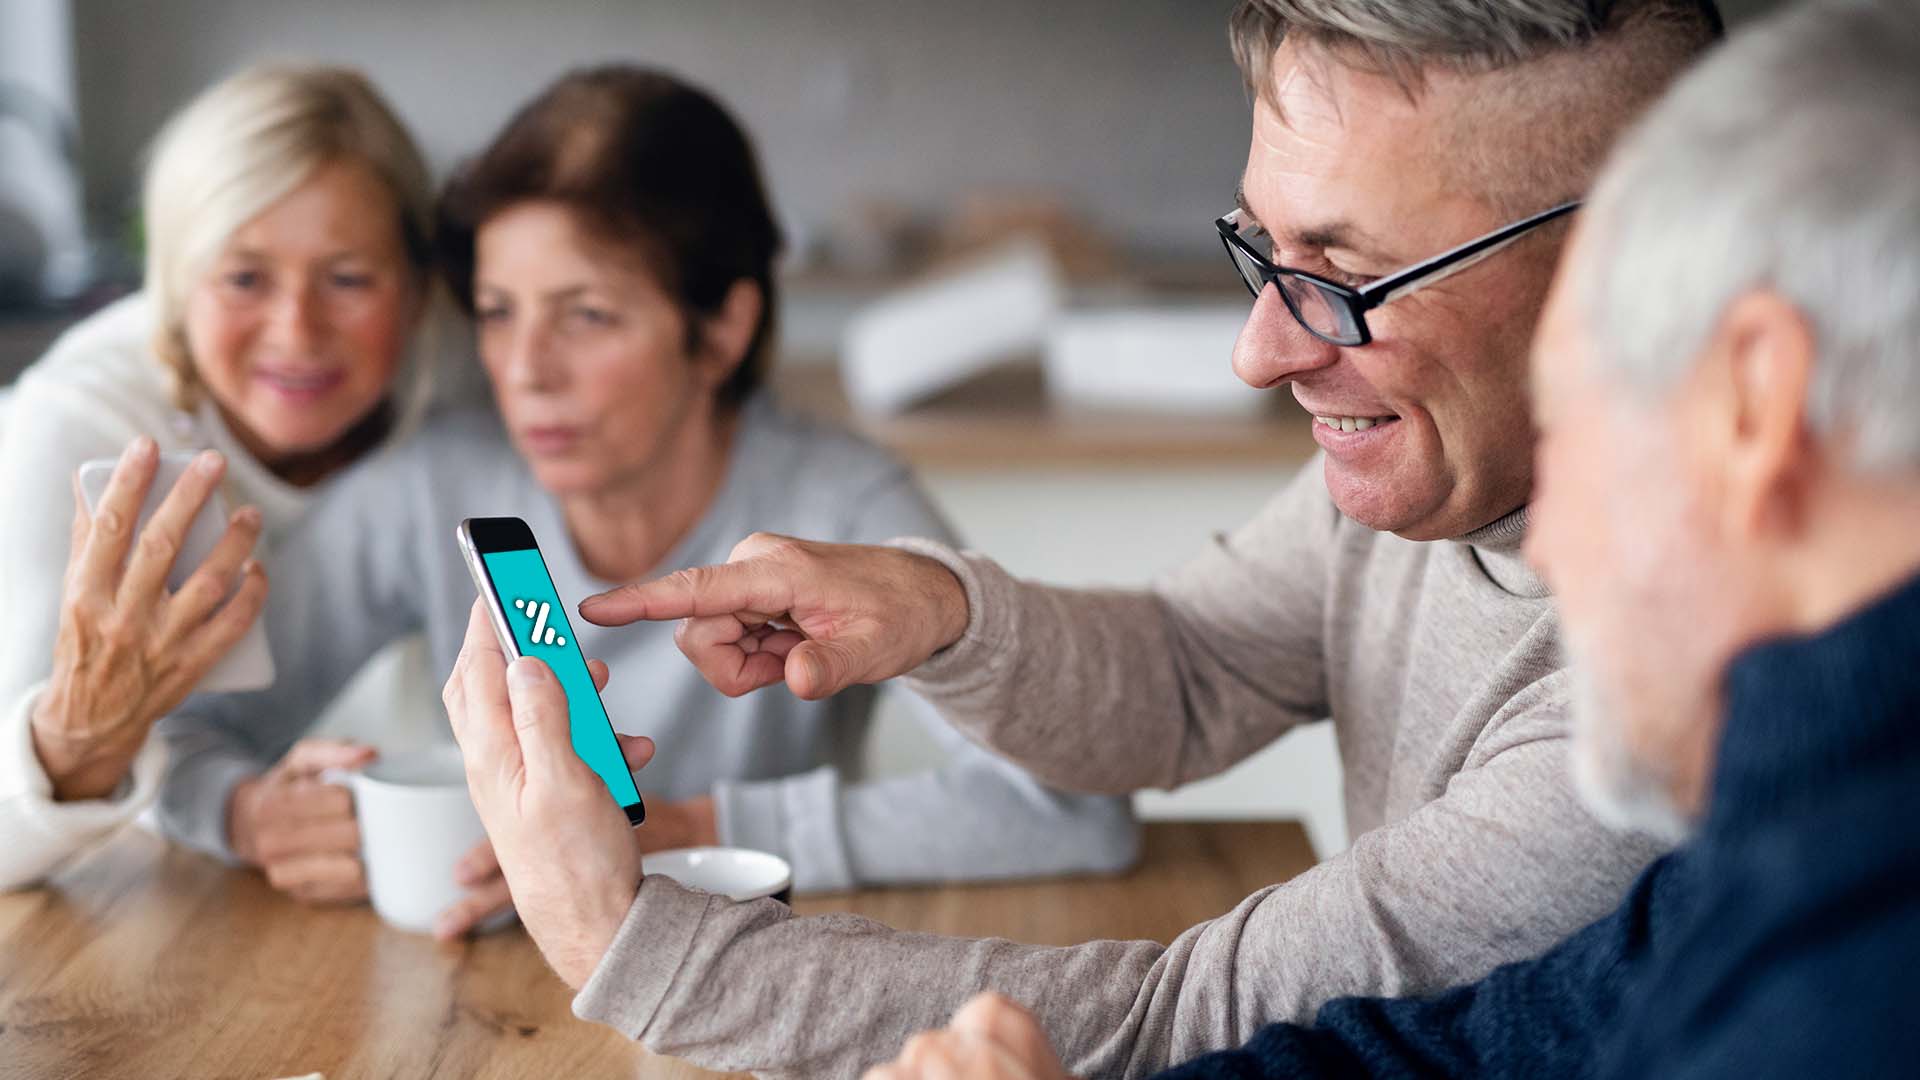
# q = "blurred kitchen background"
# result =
<box><xmin>1</xmin><ymin>0</ymin><xmax>1786</xmax><ymax>857</ymax></box>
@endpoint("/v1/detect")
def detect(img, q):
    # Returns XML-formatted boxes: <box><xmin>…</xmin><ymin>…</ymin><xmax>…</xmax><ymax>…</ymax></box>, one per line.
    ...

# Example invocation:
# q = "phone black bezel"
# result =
<box><xmin>462</xmin><ymin>516</ymin><xmax>647</xmax><ymax>827</ymax></box>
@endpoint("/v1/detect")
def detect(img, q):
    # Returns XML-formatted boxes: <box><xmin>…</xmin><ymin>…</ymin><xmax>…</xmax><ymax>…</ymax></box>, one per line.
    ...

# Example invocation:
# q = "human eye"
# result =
<box><xmin>221</xmin><ymin>267</ymin><xmax>265</xmax><ymax>292</ymax></box>
<box><xmin>1322</xmin><ymin>266</ymin><xmax>1377</xmax><ymax>289</ymax></box>
<box><xmin>566</xmin><ymin>304</ymin><xmax>616</xmax><ymax>328</ymax></box>
<box><xmin>328</xmin><ymin>270</ymin><xmax>375</xmax><ymax>290</ymax></box>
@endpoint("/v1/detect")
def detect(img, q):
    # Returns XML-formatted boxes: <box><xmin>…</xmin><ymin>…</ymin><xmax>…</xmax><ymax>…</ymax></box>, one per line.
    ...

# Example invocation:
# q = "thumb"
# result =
<box><xmin>786</xmin><ymin>637</ymin><xmax>861</xmax><ymax>700</ymax></box>
<box><xmin>505</xmin><ymin>657</ymin><xmax>577</xmax><ymax>783</ymax></box>
<box><xmin>616</xmin><ymin>733</ymin><xmax>657</xmax><ymax>774</ymax></box>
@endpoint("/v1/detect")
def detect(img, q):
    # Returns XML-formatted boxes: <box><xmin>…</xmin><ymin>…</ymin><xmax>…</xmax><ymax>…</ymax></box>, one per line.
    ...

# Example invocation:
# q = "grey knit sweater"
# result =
<box><xmin>153</xmin><ymin>398</ymin><xmax>1139</xmax><ymax>893</ymax></box>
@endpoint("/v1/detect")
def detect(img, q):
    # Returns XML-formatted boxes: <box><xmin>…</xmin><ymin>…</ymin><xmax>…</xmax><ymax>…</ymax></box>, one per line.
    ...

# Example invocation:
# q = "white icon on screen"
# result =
<box><xmin>512</xmin><ymin>598</ymin><xmax>567</xmax><ymax>647</ymax></box>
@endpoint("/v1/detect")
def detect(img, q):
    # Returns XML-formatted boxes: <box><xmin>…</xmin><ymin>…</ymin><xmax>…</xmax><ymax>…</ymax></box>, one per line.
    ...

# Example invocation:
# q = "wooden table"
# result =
<box><xmin>0</xmin><ymin>821</ymin><xmax>1315</xmax><ymax>1080</ymax></box>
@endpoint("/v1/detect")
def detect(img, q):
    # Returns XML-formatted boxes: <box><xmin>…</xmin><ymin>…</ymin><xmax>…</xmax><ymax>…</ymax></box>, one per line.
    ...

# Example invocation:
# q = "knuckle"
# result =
<box><xmin>680</xmin><ymin>564</ymin><xmax>720</xmax><ymax>593</ymax></box>
<box><xmin>99</xmin><ymin>614</ymin><xmax>143</xmax><ymax>651</ymax></box>
<box><xmin>92</xmin><ymin>507</ymin><xmax>126</xmax><ymax>538</ymax></box>
<box><xmin>174</xmin><ymin>574</ymin><xmax>223</xmax><ymax>613</ymax></box>
<box><xmin>761</xmin><ymin>535</ymin><xmax>809</xmax><ymax>565</ymax></box>
<box><xmin>728</xmin><ymin>532</ymin><xmax>777</xmax><ymax>561</ymax></box>
<box><xmin>68</xmin><ymin>593</ymin><xmax>111</xmax><ymax>628</ymax></box>
<box><xmin>135</xmin><ymin>526</ymin><xmax>179</xmax><ymax>564</ymax></box>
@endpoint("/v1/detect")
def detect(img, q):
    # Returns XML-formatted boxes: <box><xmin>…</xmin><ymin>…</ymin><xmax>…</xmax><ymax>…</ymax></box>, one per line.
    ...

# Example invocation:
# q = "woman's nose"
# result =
<box><xmin>1231</xmin><ymin>283</ymin><xmax>1342</xmax><ymax>390</ymax></box>
<box><xmin>266</xmin><ymin>284</ymin><xmax>324</xmax><ymax>350</ymax></box>
<box><xmin>499</xmin><ymin>325</ymin><xmax>562</xmax><ymax>391</ymax></box>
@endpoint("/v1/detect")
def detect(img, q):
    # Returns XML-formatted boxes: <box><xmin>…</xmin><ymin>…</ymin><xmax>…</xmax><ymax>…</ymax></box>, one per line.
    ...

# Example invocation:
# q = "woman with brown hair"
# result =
<box><xmin>154</xmin><ymin>66</ymin><xmax>1138</xmax><ymax>935</ymax></box>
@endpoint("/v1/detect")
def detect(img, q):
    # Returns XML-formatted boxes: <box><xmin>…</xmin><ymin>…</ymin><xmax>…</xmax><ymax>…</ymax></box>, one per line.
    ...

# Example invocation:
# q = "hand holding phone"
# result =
<box><xmin>76</xmin><ymin>446</ymin><xmax>275</xmax><ymax>693</ymax></box>
<box><xmin>32</xmin><ymin>439</ymin><xmax>270</xmax><ymax>801</ymax></box>
<box><xmin>457</xmin><ymin>517</ymin><xmax>646</xmax><ymax>825</ymax></box>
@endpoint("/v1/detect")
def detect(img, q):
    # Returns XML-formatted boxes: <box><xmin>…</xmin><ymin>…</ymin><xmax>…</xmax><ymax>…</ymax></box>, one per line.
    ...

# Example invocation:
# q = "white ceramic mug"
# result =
<box><xmin>644</xmin><ymin>847</ymin><xmax>794</xmax><ymax>904</ymax></box>
<box><xmin>326</xmin><ymin>747</ymin><xmax>498</xmax><ymax>934</ymax></box>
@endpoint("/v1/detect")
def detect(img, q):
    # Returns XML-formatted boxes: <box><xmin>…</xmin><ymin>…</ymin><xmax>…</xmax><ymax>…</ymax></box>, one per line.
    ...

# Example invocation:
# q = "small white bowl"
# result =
<box><xmin>644</xmin><ymin>846</ymin><xmax>793</xmax><ymax>904</ymax></box>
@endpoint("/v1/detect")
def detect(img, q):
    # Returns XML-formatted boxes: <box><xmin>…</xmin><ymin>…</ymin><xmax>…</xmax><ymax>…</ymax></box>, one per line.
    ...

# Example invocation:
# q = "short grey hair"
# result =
<box><xmin>1580</xmin><ymin>0</ymin><xmax>1920</xmax><ymax>472</ymax></box>
<box><xmin>1225</xmin><ymin>1</ymin><xmax>1723</xmax><ymax>217</ymax></box>
<box><xmin>1227</xmin><ymin>0</ymin><xmax>1723</xmax><ymax>96</ymax></box>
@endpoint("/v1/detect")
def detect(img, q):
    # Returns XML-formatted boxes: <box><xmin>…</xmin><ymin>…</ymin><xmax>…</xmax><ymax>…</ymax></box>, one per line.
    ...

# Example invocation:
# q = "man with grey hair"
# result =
<box><xmin>438</xmin><ymin>1</ymin><xmax>1725</xmax><ymax>1077</ymax></box>
<box><xmin>872</xmin><ymin>1</ymin><xmax>1920</xmax><ymax>1075</ymax></box>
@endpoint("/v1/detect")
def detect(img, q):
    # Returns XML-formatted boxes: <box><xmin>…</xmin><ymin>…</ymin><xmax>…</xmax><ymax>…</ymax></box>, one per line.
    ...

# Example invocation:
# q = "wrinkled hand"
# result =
<box><xmin>866</xmin><ymin>994</ymin><xmax>1076</xmax><ymax>1080</ymax></box>
<box><xmin>433</xmin><ymin>655</ymin><xmax>658</xmax><ymax>941</ymax></box>
<box><xmin>443</xmin><ymin>600</ymin><xmax>656</xmax><ymax>986</ymax></box>
<box><xmin>228</xmin><ymin>738</ymin><xmax>378</xmax><ymax>903</ymax></box>
<box><xmin>576</xmin><ymin>532</ymin><xmax>968</xmax><ymax>701</ymax></box>
<box><xmin>32</xmin><ymin>437</ymin><xmax>268</xmax><ymax>801</ymax></box>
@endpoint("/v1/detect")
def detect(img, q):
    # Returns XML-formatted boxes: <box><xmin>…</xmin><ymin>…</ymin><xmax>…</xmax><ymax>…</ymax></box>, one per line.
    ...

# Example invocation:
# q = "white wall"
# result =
<box><xmin>65</xmin><ymin>0</ymin><xmax>1791</xmax><ymax>272</ymax></box>
<box><xmin>70</xmin><ymin>0</ymin><xmax>1252</xmax><ymax>262</ymax></box>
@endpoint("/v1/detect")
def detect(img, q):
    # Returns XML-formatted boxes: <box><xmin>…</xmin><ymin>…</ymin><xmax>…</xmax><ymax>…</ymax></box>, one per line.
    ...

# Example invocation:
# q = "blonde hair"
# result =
<box><xmin>142</xmin><ymin>64</ymin><xmax>435</xmax><ymax>411</ymax></box>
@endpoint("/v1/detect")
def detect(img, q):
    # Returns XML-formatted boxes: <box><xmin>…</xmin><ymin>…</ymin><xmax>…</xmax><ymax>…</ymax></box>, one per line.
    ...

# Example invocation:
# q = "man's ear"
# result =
<box><xmin>695</xmin><ymin>280</ymin><xmax>764</xmax><ymax>391</ymax></box>
<box><xmin>1704</xmin><ymin>290</ymin><xmax>1818</xmax><ymax>543</ymax></box>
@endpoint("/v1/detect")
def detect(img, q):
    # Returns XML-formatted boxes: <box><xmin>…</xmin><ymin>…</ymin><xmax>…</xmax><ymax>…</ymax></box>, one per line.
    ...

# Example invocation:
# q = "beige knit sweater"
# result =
<box><xmin>571</xmin><ymin>456</ymin><xmax>1664</xmax><ymax>1078</ymax></box>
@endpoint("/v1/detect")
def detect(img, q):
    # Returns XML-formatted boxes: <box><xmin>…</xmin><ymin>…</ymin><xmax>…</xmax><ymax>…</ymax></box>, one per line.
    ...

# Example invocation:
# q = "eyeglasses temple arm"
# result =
<box><xmin>1364</xmin><ymin>200</ymin><xmax>1581</xmax><ymax>306</ymax></box>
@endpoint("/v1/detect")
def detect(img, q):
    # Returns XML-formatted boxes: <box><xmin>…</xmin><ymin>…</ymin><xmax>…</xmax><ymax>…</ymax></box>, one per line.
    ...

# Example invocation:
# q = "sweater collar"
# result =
<box><xmin>1708</xmin><ymin>568</ymin><xmax>1920</xmax><ymax>834</ymax></box>
<box><xmin>1458</xmin><ymin>504</ymin><xmax>1548</xmax><ymax>598</ymax></box>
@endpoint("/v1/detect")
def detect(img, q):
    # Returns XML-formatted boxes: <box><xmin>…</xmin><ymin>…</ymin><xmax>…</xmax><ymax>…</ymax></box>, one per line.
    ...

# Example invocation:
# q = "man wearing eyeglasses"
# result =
<box><xmin>439</xmin><ymin>1</ymin><xmax>1725</xmax><ymax>1076</ymax></box>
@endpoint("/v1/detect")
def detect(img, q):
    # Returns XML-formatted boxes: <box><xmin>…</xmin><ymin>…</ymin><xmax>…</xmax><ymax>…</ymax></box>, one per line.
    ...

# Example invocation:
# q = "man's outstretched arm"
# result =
<box><xmin>580</xmin><ymin>458</ymin><xmax>1341</xmax><ymax>794</ymax></box>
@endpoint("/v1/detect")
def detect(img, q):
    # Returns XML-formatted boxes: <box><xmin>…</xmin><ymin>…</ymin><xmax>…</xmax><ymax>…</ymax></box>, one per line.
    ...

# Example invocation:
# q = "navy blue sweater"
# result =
<box><xmin>1156</xmin><ymin>570</ymin><xmax>1920</xmax><ymax>1080</ymax></box>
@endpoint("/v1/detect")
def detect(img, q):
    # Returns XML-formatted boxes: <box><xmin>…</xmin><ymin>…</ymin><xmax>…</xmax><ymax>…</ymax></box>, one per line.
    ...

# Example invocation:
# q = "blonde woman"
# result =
<box><xmin>0</xmin><ymin>65</ymin><xmax>440</xmax><ymax>890</ymax></box>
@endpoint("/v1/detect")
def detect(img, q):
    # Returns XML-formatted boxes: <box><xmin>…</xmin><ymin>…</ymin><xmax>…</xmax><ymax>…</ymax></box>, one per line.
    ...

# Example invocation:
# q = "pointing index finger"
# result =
<box><xmin>578</xmin><ymin>560</ymin><xmax>796</xmax><ymax>627</ymax></box>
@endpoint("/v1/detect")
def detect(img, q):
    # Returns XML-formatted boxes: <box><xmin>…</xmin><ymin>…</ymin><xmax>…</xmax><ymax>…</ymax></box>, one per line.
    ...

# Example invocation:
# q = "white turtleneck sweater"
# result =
<box><xmin>0</xmin><ymin>294</ymin><xmax>435</xmax><ymax>889</ymax></box>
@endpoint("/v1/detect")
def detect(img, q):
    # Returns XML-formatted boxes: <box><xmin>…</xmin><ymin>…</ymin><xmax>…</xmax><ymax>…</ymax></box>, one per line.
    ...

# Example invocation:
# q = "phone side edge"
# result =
<box><xmin>456</xmin><ymin>521</ymin><xmax>525</xmax><ymax>662</ymax></box>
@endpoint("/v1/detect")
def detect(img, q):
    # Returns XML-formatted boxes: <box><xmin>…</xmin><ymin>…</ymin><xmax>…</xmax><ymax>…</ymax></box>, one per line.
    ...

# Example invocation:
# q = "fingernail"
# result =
<box><xmin>577</xmin><ymin>593</ymin><xmax>604</xmax><ymax>610</ymax></box>
<box><xmin>126</xmin><ymin>436</ymin><xmax>156</xmax><ymax>461</ymax></box>
<box><xmin>507</xmin><ymin>657</ymin><xmax>544</xmax><ymax>689</ymax></box>
<box><xmin>433</xmin><ymin>914</ymin><xmax>459</xmax><ymax>939</ymax></box>
<box><xmin>236</xmin><ymin>506</ymin><xmax>261</xmax><ymax>528</ymax></box>
<box><xmin>195</xmin><ymin>449</ymin><xmax>223</xmax><ymax>475</ymax></box>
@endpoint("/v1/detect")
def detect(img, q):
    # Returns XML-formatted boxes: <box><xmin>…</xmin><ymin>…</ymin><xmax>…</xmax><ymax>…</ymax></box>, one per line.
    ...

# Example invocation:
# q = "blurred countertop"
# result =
<box><xmin>772</xmin><ymin>358</ymin><xmax>1318</xmax><ymax>472</ymax></box>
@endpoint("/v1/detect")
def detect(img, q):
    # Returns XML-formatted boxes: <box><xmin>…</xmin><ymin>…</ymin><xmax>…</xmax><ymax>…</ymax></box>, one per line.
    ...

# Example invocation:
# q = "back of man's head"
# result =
<box><xmin>1226</xmin><ymin>0</ymin><xmax>1724</xmax><ymax>214</ymax></box>
<box><xmin>1580</xmin><ymin>0</ymin><xmax>1920</xmax><ymax>472</ymax></box>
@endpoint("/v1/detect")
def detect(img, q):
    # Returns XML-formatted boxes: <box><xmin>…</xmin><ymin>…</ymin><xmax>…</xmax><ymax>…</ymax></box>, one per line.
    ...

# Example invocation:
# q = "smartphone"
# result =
<box><xmin>456</xmin><ymin>517</ymin><xmax>646</xmax><ymax>825</ymax></box>
<box><xmin>77</xmin><ymin>452</ymin><xmax>275</xmax><ymax>693</ymax></box>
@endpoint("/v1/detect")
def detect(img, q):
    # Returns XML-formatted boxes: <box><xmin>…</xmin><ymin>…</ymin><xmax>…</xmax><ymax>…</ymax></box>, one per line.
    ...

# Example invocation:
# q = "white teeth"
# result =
<box><xmin>1314</xmin><ymin>414</ymin><xmax>1393</xmax><ymax>431</ymax></box>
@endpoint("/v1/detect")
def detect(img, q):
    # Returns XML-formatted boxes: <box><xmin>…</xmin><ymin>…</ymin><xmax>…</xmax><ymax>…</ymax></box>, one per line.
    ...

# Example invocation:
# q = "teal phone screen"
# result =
<box><xmin>480</xmin><ymin>548</ymin><xmax>643</xmax><ymax>808</ymax></box>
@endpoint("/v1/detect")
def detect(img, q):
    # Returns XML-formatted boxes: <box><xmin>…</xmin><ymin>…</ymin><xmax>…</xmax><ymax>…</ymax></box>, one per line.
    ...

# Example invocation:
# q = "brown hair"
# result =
<box><xmin>438</xmin><ymin>65</ymin><xmax>785</xmax><ymax>408</ymax></box>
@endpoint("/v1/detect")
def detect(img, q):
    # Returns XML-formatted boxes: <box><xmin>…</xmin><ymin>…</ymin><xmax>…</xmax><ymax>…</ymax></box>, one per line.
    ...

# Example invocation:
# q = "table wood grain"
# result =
<box><xmin>0</xmin><ymin>821</ymin><xmax>1315</xmax><ymax>1080</ymax></box>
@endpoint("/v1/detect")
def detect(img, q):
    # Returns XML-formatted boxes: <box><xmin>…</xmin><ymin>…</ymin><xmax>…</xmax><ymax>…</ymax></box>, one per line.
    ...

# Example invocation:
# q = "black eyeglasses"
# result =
<box><xmin>1215</xmin><ymin>200</ymin><xmax>1581</xmax><ymax>346</ymax></box>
